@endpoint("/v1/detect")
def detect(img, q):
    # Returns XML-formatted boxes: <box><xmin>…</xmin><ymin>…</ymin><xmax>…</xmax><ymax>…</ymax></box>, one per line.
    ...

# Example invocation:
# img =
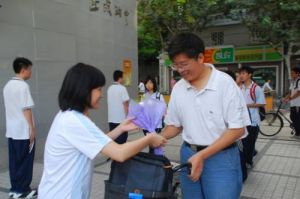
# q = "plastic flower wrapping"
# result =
<box><xmin>128</xmin><ymin>98</ymin><xmax>167</xmax><ymax>155</ymax></box>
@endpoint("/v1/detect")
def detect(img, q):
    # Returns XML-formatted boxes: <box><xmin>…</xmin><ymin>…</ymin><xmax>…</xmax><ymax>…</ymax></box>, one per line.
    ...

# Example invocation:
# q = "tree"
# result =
<box><xmin>138</xmin><ymin>0</ymin><xmax>227</xmax><ymax>62</ymax></box>
<box><xmin>225</xmin><ymin>0</ymin><xmax>300</xmax><ymax>79</ymax></box>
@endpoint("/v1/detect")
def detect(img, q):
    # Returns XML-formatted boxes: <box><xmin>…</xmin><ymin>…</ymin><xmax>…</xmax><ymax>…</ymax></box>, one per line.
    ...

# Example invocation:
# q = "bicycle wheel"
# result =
<box><xmin>259</xmin><ymin>113</ymin><xmax>283</xmax><ymax>136</ymax></box>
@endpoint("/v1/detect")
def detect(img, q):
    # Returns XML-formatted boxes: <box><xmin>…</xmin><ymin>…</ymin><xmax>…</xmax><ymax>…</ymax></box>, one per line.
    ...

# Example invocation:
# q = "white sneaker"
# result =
<box><xmin>12</xmin><ymin>190</ymin><xmax>37</xmax><ymax>199</ymax></box>
<box><xmin>24</xmin><ymin>189</ymin><xmax>37</xmax><ymax>199</ymax></box>
<box><xmin>8</xmin><ymin>191</ymin><xmax>15</xmax><ymax>198</ymax></box>
<box><xmin>12</xmin><ymin>193</ymin><xmax>23</xmax><ymax>199</ymax></box>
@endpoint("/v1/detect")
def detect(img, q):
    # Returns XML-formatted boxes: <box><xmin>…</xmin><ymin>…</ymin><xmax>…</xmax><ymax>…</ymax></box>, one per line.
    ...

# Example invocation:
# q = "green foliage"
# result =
<box><xmin>226</xmin><ymin>0</ymin><xmax>300</xmax><ymax>50</ymax></box>
<box><xmin>138</xmin><ymin>0</ymin><xmax>225</xmax><ymax>61</ymax></box>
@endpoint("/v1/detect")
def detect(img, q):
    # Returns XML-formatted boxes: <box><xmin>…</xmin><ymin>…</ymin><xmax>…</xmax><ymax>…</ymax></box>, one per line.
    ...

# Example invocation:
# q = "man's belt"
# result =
<box><xmin>184</xmin><ymin>141</ymin><xmax>237</xmax><ymax>152</ymax></box>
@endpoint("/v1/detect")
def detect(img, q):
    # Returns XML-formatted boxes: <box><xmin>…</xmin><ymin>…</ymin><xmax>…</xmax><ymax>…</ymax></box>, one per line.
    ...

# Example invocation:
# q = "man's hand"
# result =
<box><xmin>146</xmin><ymin>133</ymin><xmax>167</xmax><ymax>148</ymax></box>
<box><xmin>188</xmin><ymin>151</ymin><xmax>205</xmax><ymax>182</ymax></box>
<box><xmin>282</xmin><ymin>97</ymin><xmax>290</xmax><ymax>103</ymax></box>
<box><xmin>29</xmin><ymin>127</ymin><xmax>36</xmax><ymax>149</ymax></box>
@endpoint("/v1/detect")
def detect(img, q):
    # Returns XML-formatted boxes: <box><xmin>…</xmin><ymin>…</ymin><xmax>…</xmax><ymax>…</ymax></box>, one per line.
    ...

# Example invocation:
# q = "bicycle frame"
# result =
<box><xmin>274</xmin><ymin>101</ymin><xmax>293</xmax><ymax>126</ymax></box>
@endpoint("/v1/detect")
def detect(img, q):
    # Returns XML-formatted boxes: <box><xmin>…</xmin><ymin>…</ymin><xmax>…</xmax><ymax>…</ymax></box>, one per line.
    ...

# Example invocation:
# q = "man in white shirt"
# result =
<box><xmin>162</xmin><ymin>33</ymin><xmax>250</xmax><ymax>199</ymax></box>
<box><xmin>138</xmin><ymin>80</ymin><xmax>145</xmax><ymax>94</ymax></box>
<box><xmin>107</xmin><ymin>70</ymin><xmax>130</xmax><ymax>144</ymax></box>
<box><xmin>3</xmin><ymin>57</ymin><xmax>37</xmax><ymax>198</ymax></box>
<box><xmin>262</xmin><ymin>79</ymin><xmax>273</xmax><ymax>93</ymax></box>
<box><xmin>283</xmin><ymin>67</ymin><xmax>300</xmax><ymax>138</ymax></box>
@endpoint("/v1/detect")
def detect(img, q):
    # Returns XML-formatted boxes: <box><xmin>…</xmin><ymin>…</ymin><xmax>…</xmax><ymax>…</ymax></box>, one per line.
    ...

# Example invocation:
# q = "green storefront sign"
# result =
<box><xmin>204</xmin><ymin>45</ymin><xmax>282</xmax><ymax>64</ymax></box>
<box><xmin>214</xmin><ymin>48</ymin><xmax>234</xmax><ymax>63</ymax></box>
<box><xmin>204</xmin><ymin>47</ymin><xmax>234</xmax><ymax>63</ymax></box>
<box><xmin>235</xmin><ymin>45</ymin><xmax>282</xmax><ymax>62</ymax></box>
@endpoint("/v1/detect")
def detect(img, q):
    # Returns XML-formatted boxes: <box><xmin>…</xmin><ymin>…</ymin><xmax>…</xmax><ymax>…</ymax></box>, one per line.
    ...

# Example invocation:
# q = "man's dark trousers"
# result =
<box><xmin>8</xmin><ymin>138</ymin><xmax>35</xmax><ymax>193</ymax></box>
<box><xmin>109</xmin><ymin>122</ymin><xmax>128</xmax><ymax>144</ymax></box>
<box><xmin>242</xmin><ymin>126</ymin><xmax>259</xmax><ymax>166</ymax></box>
<box><xmin>290</xmin><ymin>107</ymin><xmax>300</xmax><ymax>136</ymax></box>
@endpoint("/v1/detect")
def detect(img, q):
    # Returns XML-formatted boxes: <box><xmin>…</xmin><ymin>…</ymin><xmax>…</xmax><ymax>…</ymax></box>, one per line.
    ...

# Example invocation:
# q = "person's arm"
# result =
<box><xmin>282</xmin><ymin>91</ymin><xmax>291</xmax><ymax>102</ymax></box>
<box><xmin>247</xmin><ymin>103</ymin><xmax>265</xmax><ymax>108</ymax></box>
<box><xmin>23</xmin><ymin>109</ymin><xmax>35</xmax><ymax>145</ymax></box>
<box><xmin>289</xmin><ymin>90</ymin><xmax>300</xmax><ymax>100</ymax></box>
<box><xmin>161</xmin><ymin>125</ymin><xmax>182</xmax><ymax>139</ymax></box>
<box><xmin>101</xmin><ymin>133</ymin><xmax>167</xmax><ymax>162</ymax></box>
<box><xmin>106</xmin><ymin>117</ymin><xmax>137</xmax><ymax>140</ymax></box>
<box><xmin>123</xmin><ymin>100</ymin><xmax>129</xmax><ymax>116</ymax></box>
<box><xmin>188</xmin><ymin>128</ymin><xmax>244</xmax><ymax>182</ymax></box>
<box><xmin>248</xmin><ymin>86</ymin><xmax>266</xmax><ymax>108</ymax></box>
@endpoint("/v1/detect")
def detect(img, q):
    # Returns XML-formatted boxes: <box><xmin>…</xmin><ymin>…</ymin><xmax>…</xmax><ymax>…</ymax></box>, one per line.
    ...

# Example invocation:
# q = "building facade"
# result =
<box><xmin>159</xmin><ymin>17</ymin><xmax>300</xmax><ymax>96</ymax></box>
<box><xmin>0</xmin><ymin>0</ymin><xmax>138</xmax><ymax>163</ymax></box>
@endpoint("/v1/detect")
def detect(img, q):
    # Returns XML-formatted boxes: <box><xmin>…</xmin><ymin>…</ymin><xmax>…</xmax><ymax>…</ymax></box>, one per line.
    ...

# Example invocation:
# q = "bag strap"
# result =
<box><xmin>156</xmin><ymin>92</ymin><xmax>161</xmax><ymax>100</ymax></box>
<box><xmin>250</xmin><ymin>83</ymin><xmax>257</xmax><ymax>102</ymax></box>
<box><xmin>294</xmin><ymin>78</ymin><xmax>300</xmax><ymax>89</ymax></box>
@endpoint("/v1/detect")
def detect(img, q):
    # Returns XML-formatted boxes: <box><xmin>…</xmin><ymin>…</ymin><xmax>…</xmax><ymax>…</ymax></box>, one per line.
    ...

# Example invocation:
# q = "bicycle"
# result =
<box><xmin>259</xmin><ymin>100</ymin><xmax>295</xmax><ymax>136</ymax></box>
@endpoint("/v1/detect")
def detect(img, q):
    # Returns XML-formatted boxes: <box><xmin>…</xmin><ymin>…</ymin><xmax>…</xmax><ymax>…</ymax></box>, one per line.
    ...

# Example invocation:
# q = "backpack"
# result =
<box><xmin>250</xmin><ymin>83</ymin><xmax>266</xmax><ymax>121</ymax></box>
<box><xmin>155</xmin><ymin>92</ymin><xmax>161</xmax><ymax>100</ymax></box>
<box><xmin>105</xmin><ymin>152</ymin><xmax>174</xmax><ymax>198</ymax></box>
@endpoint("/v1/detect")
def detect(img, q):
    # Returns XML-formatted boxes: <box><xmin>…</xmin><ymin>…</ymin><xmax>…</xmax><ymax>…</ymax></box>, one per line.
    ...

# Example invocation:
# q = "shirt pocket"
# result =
<box><xmin>204</xmin><ymin>107</ymin><xmax>226</xmax><ymax>132</ymax></box>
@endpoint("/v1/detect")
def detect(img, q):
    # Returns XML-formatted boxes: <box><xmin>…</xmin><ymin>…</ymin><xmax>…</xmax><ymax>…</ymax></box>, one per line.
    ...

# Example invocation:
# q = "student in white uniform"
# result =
<box><xmin>3</xmin><ymin>57</ymin><xmax>37</xmax><ymax>199</ymax></box>
<box><xmin>107</xmin><ymin>70</ymin><xmax>130</xmax><ymax>144</ymax></box>
<box><xmin>38</xmin><ymin>63</ymin><xmax>166</xmax><ymax>199</ymax></box>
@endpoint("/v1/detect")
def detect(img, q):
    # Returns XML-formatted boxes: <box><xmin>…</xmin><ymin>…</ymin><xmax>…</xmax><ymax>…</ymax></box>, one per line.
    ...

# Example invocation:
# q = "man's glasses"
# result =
<box><xmin>171</xmin><ymin>59</ymin><xmax>194</xmax><ymax>71</ymax></box>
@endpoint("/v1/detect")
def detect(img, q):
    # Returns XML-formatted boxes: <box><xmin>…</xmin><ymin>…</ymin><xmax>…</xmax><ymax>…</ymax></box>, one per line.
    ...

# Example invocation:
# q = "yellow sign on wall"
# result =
<box><xmin>123</xmin><ymin>59</ymin><xmax>132</xmax><ymax>86</ymax></box>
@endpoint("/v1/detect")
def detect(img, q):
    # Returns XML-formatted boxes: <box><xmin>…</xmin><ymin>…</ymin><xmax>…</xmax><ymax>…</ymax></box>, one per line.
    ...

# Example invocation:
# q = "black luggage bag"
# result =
<box><xmin>104</xmin><ymin>152</ymin><xmax>190</xmax><ymax>199</ymax></box>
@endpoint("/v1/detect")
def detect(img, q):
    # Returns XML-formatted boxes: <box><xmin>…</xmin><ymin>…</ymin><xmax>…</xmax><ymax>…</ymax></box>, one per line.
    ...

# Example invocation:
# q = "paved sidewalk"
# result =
<box><xmin>0</xmin><ymin>126</ymin><xmax>299</xmax><ymax>199</ymax></box>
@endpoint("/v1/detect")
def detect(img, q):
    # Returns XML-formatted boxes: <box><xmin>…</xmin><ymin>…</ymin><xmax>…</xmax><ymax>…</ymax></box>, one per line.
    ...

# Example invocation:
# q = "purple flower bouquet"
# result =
<box><xmin>128</xmin><ymin>98</ymin><xmax>167</xmax><ymax>155</ymax></box>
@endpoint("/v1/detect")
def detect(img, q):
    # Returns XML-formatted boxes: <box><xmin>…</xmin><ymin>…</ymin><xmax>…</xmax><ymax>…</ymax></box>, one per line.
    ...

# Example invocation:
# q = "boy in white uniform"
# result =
<box><xmin>3</xmin><ymin>57</ymin><xmax>37</xmax><ymax>199</ymax></box>
<box><xmin>107</xmin><ymin>70</ymin><xmax>130</xmax><ymax>144</ymax></box>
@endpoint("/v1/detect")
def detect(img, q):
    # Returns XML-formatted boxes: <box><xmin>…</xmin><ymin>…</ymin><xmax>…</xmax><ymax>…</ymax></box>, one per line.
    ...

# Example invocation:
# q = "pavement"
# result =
<box><xmin>0</xmin><ymin>123</ymin><xmax>300</xmax><ymax>198</ymax></box>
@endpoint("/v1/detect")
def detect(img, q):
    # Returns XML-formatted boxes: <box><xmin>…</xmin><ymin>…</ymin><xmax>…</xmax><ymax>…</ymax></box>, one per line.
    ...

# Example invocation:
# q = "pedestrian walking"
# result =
<box><xmin>3</xmin><ymin>57</ymin><xmax>37</xmax><ymax>198</ymax></box>
<box><xmin>239</xmin><ymin>66</ymin><xmax>266</xmax><ymax>168</ymax></box>
<box><xmin>283</xmin><ymin>67</ymin><xmax>300</xmax><ymax>138</ymax></box>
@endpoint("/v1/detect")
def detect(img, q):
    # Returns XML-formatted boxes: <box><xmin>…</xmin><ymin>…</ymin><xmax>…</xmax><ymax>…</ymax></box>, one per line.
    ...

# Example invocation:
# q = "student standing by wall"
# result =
<box><xmin>3</xmin><ymin>57</ymin><xmax>37</xmax><ymax>198</ymax></box>
<box><xmin>107</xmin><ymin>70</ymin><xmax>130</xmax><ymax>144</ymax></box>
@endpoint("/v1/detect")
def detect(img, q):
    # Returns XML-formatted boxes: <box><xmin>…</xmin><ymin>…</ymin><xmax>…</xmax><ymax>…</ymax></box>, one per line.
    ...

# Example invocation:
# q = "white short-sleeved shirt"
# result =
<box><xmin>3</xmin><ymin>77</ymin><xmax>34</xmax><ymax>139</ymax></box>
<box><xmin>138</xmin><ymin>82</ymin><xmax>145</xmax><ymax>93</ymax></box>
<box><xmin>262</xmin><ymin>82</ymin><xmax>272</xmax><ymax>92</ymax></box>
<box><xmin>165</xmin><ymin>64</ymin><xmax>250</xmax><ymax>145</ymax></box>
<box><xmin>290</xmin><ymin>78</ymin><xmax>300</xmax><ymax>107</ymax></box>
<box><xmin>38</xmin><ymin>110</ymin><xmax>112</xmax><ymax>199</ymax></box>
<box><xmin>241</xmin><ymin>82</ymin><xmax>266</xmax><ymax>126</ymax></box>
<box><xmin>107</xmin><ymin>82</ymin><xmax>130</xmax><ymax>123</ymax></box>
<box><xmin>143</xmin><ymin>91</ymin><xmax>165</xmax><ymax>103</ymax></box>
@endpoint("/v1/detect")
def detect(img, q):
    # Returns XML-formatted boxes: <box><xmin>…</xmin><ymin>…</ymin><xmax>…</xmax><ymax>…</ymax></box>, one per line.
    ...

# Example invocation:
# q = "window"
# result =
<box><xmin>211</xmin><ymin>32</ymin><xmax>224</xmax><ymax>45</ymax></box>
<box><xmin>250</xmin><ymin>27</ymin><xmax>266</xmax><ymax>44</ymax></box>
